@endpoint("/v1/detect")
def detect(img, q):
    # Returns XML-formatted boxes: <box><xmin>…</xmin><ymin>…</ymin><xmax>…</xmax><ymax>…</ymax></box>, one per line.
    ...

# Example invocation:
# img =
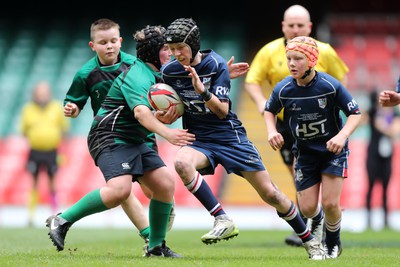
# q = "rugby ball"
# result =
<box><xmin>147</xmin><ymin>83</ymin><xmax>184</xmax><ymax>115</ymax></box>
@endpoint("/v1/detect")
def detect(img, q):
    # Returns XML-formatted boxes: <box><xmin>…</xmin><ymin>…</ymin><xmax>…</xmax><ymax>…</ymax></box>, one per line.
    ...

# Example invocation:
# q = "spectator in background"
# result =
<box><xmin>244</xmin><ymin>4</ymin><xmax>349</xmax><ymax>247</ymax></box>
<box><xmin>20</xmin><ymin>81</ymin><xmax>70</xmax><ymax>226</ymax></box>
<box><xmin>366</xmin><ymin>90</ymin><xmax>400</xmax><ymax>229</ymax></box>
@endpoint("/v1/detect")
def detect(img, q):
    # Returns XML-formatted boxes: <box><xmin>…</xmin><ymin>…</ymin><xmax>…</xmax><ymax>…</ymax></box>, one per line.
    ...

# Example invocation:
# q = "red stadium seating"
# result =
<box><xmin>0</xmin><ymin>136</ymin><xmax>226</xmax><ymax>207</ymax></box>
<box><xmin>1</xmin><ymin>136</ymin><xmax>400</xmax><ymax>210</ymax></box>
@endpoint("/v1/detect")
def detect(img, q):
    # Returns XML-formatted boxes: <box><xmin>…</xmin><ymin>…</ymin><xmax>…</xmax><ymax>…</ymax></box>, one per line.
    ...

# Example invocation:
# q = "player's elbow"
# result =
<box><xmin>214</xmin><ymin>107</ymin><xmax>229</xmax><ymax>119</ymax></box>
<box><xmin>133</xmin><ymin>105</ymin><xmax>150</xmax><ymax>122</ymax></box>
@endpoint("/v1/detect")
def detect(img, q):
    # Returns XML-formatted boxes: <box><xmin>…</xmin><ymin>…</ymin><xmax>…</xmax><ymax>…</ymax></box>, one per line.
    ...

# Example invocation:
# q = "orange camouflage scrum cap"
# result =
<box><xmin>286</xmin><ymin>36</ymin><xmax>319</xmax><ymax>68</ymax></box>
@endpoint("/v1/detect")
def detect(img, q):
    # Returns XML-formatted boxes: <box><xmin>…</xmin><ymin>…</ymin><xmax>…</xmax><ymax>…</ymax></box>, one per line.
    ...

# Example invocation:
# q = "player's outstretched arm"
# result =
<box><xmin>379</xmin><ymin>90</ymin><xmax>400</xmax><ymax>107</ymax></box>
<box><xmin>227</xmin><ymin>56</ymin><xmax>249</xmax><ymax>79</ymax></box>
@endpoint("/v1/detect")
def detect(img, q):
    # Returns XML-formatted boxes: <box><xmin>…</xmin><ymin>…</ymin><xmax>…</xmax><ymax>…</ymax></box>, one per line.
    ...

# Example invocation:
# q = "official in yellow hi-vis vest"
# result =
<box><xmin>245</xmin><ymin>4</ymin><xmax>349</xmax><ymax>247</ymax></box>
<box><xmin>20</xmin><ymin>81</ymin><xmax>70</xmax><ymax>226</ymax></box>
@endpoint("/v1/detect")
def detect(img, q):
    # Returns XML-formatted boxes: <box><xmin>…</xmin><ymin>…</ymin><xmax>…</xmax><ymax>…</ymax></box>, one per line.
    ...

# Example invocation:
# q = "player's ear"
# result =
<box><xmin>88</xmin><ymin>41</ymin><xmax>94</xmax><ymax>49</ymax></box>
<box><xmin>120</xmin><ymin>37</ymin><xmax>123</xmax><ymax>44</ymax></box>
<box><xmin>307</xmin><ymin>22</ymin><xmax>313</xmax><ymax>34</ymax></box>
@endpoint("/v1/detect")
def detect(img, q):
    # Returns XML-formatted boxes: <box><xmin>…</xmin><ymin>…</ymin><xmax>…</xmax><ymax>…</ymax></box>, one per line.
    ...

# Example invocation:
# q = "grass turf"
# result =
<box><xmin>0</xmin><ymin>228</ymin><xmax>399</xmax><ymax>266</ymax></box>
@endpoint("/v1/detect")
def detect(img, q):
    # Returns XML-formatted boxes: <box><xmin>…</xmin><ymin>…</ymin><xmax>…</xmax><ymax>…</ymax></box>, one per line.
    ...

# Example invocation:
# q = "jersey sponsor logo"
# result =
<box><xmin>296</xmin><ymin>118</ymin><xmax>328</xmax><ymax>138</ymax></box>
<box><xmin>288</xmin><ymin>103</ymin><xmax>301</xmax><ymax>111</ymax></box>
<box><xmin>347</xmin><ymin>99</ymin><xmax>358</xmax><ymax>111</ymax></box>
<box><xmin>175</xmin><ymin>79</ymin><xmax>184</xmax><ymax>88</ymax></box>
<box><xmin>215</xmin><ymin>86</ymin><xmax>229</xmax><ymax>96</ymax></box>
<box><xmin>203</xmin><ymin>77</ymin><xmax>211</xmax><ymax>84</ymax></box>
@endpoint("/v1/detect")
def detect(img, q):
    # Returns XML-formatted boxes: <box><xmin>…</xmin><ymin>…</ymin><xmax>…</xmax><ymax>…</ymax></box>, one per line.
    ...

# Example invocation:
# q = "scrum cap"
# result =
<box><xmin>286</xmin><ymin>36</ymin><xmax>319</xmax><ymax>68</ymax></box>
<box><xmin>165</xmin><ymin>18</ymin><xmax>200</xmax><ymax>60</ymax></box>
<box><xmin>135</xmin><ymin>25</ymin><xmax>166</xmax><ymax>70</ymax></box>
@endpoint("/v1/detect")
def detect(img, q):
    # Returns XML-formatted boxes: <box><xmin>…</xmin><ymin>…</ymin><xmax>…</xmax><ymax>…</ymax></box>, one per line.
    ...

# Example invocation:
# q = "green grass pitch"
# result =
<box><xmin>0</xmin><ymin>228</ymin><xmax>399</xmax><ymax>266</ymax></box>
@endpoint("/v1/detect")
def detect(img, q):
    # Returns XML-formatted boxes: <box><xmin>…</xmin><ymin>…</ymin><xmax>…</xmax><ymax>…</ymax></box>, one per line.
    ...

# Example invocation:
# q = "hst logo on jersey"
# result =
<box><xmin>296</xmin><ymin>118</ymin><xmax>328</xmax><ymax>138</ymax></box>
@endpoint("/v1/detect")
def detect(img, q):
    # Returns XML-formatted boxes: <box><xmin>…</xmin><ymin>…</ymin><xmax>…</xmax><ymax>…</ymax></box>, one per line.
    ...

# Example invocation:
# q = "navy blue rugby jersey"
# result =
<box><xmin>265</xmin><ymin>71</ymin><xmax>360</xmax><ymax>154</ymax></box>
<box><xmin>161</xmin><ymin>49</ymin><xmax>248</xmax><ymax>144</ymax></box>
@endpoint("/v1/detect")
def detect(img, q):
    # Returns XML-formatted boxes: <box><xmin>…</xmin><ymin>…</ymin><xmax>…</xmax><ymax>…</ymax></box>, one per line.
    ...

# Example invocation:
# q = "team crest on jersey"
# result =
<box><xmin>318</xmin><ymin>98</ymin><xmax>327</xmax><ymax>109</ymax></box>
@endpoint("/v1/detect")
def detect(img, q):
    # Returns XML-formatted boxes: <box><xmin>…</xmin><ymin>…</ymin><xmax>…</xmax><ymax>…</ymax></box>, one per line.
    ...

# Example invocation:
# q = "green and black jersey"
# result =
<box><xmin>88</xmin><ymin>59</ymin><xmax>160</xmax><ymax>160</ymax></box>
<box><xmin>64</xmin><ymin>51</ymin><xmax>135</xmax><ymax>116</ymax></box>
<box><xmin>64</xmin><ymin>51</ymin><xmax>157</xmax><ymax>151</ymax></box>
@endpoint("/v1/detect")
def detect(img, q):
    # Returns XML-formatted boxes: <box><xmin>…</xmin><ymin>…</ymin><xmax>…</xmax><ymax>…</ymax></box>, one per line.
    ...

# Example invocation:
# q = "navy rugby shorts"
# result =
<box><xmin>189</xmin><ymin>140</ymin><xmax>266</xmax><ymax>177</ymax></box>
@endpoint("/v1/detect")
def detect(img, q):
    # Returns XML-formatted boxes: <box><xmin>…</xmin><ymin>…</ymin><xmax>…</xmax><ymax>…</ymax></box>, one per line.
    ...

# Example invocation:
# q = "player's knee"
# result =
<box><xmin>262</xmin><ymin>187</ymin><xmax>283</xmax><ymax>205</ymax></box>
<box><xmin>299</xmin><ymin>204</ymin><xmax>319</xmax><ymax>218</ymax></box>
<box><xmin>321</xmin><ymin>200</ymin><xmax>340</xmax><ymax>214</ymax></box>
<box><xmin>174</xmin><ymin>158</ymin><xmax>191</xmax><ymax>177</ymax></box>
<box><xmin>111</xmin><ymin>186</ymin><xmax>132</xmax><ymax>204</ymax></box>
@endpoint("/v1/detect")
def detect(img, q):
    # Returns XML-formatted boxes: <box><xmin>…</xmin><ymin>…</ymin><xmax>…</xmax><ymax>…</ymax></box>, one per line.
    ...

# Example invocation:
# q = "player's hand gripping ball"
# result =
<box><xmin>147</xmin><ymin>83</ymin><xmax>184</xmax><ymax>115</ymax></box>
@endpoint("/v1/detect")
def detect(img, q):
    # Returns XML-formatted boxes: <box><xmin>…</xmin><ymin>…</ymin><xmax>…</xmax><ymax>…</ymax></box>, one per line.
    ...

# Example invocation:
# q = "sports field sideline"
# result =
<box><xmin>1</xmin><ymin>205</ymin><xmax>399</xmax><ymax>233</ymax></box>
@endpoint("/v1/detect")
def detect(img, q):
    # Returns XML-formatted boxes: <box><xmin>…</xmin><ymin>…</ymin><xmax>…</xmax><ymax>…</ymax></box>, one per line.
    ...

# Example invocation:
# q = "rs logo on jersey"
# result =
<box><xmin>215</xmin><ymin>86</ymin><xmax>229</xmax><ymax>96</ymax></box>
<box><xmin>296</xmin><ymin>119</ymin><xmax>328</xmax><ymax>138</ymax></box>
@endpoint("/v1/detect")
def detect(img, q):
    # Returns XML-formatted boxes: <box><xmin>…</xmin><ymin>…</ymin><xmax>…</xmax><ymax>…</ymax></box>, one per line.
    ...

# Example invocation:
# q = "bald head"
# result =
<box><xmin>284</xmin><ymin>5</ymin><xmax>310</xmax><ymax>21</ymax></box>
<box><xmin>282</xmin><ymin>5</ymin><xmax>312</xmax><ymax>41</ymax></box>
<box><xmin>33</xmin><ymin>81</ymin><xmax>52</xmax><ymax>107</ymax></box>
